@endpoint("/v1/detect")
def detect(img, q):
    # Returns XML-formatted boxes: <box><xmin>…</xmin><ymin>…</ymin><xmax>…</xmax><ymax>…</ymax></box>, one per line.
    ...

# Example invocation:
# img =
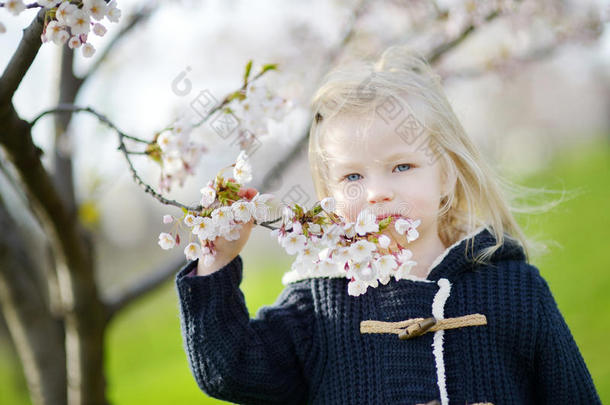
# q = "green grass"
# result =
<box><xmin>1</xmin><ymin>137</ymin><xmax>609</xmax><ymax>403</ymax></box>
<box><xmin>515</xmin><ymin>138</ymin><xmax>610</xmax><ymax>399</ymax></box>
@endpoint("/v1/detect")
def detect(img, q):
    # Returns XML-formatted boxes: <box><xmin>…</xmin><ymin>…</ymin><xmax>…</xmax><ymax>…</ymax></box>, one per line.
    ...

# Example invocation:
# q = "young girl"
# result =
<box><xmin>174</xmin><ymin>46</ymin><xmax>601</xmax><ymax>404</ymax></box>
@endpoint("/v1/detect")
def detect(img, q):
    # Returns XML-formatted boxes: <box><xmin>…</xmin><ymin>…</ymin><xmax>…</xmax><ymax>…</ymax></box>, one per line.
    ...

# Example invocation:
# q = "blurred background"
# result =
<box><xmin>1</xmin><ymin>0</ymin><xmax>609</xmax><ymax>403</ymax></box>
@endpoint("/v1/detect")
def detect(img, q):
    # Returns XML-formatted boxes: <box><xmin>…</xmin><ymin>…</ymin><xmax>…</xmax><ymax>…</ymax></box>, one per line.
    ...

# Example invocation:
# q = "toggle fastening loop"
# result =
<box><xmin>360</xmin><ymin>313</ymin><xmax>487</xmax><ymax>339</ymax></box>
<box><xmin>398</xmin><ymin>317</ymin><xmax>437</xmax><ymax>340</ymax></box>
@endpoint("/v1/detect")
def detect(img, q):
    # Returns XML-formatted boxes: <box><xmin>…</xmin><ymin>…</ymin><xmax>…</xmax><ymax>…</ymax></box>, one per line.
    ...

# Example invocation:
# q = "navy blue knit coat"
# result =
<box><xmin>174</xmin><ymin>227</ymin><xmax>601</xmax><ymax>404</ymax></box>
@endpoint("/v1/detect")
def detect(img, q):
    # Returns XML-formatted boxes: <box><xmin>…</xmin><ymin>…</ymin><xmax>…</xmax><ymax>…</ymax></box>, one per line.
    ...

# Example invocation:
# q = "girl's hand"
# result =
<box><xmin>196</xmin><ymin>187</ymin><xmax>258</xmax><ymax>276</ymax></box>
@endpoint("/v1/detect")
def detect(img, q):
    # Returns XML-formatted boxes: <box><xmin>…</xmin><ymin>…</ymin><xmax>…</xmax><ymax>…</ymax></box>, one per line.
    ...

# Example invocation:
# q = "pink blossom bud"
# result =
<box><xmin>162</xmin><ymin>215</ymin><xmax>173</xmax><ymax>224</ymax></box>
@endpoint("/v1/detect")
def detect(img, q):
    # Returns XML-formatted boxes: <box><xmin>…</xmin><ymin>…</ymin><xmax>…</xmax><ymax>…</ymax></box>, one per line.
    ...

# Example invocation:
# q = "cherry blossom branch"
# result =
<box><xmin>29</xmin><ymin>103</ymin><xmax>285</xmax><ymax>230</ymax></box>
<box><xmin>31</xmin><ymin>103</ymin><xmax>201</xmax><ymax>210</ymax></box>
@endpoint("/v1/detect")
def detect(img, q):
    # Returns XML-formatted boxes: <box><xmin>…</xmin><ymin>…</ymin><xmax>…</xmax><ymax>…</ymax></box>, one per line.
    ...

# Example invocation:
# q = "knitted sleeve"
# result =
<box><xmin>532</xmin><ymin>273</ymin><xmax>601</xmax><ymax>403</ymax></box>
<box><xmin>174</xmin><ymin>255</ymin><xmax>314</xmax><ymax>405</ymax></box>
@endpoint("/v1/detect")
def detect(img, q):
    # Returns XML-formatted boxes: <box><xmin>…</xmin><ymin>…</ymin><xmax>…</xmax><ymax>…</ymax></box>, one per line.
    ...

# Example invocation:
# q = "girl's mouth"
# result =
<box><xmin>376</xmin><ymin>213</ymin><xmax>404</xmax><ymax>222</ymax></box>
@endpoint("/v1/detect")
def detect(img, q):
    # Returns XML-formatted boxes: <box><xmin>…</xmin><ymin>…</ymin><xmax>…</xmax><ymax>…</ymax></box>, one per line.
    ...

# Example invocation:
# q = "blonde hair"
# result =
<box><xmin>308</xmin><ymin>45</ymin><xmax>572</xmax><ymax>265</ymax></box>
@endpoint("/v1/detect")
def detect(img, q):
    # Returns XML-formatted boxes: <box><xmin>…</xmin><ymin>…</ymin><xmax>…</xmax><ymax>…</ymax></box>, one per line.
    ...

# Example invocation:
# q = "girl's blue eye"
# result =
<box><xmin>394</xmin><ymin>163</ymin><xmax>412</xmax><ymax>172</ymax></box>
<box><xmin>344</xmin><ymin>173</ymin><xmax>362</xmax><ymax>182</ymax></box>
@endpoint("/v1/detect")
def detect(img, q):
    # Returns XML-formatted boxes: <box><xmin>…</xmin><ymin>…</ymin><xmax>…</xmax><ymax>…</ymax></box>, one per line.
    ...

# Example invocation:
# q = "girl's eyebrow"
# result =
<box><xmin>330</xmin><ymin>152</ymin><xmax>418</xmax><ymax>170</ymax></box>
<box><xmin>377</xmin><ymin>152</ymin><xmax>418</xmax><ymax>163</ymax></box>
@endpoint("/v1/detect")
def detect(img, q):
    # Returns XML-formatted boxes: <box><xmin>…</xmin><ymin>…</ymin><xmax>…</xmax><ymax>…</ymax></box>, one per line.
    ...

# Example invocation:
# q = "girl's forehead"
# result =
<box><xmin>322</xmin><ymin>112</ymin><xmax>424</xmax><ymax>159</ymax></box>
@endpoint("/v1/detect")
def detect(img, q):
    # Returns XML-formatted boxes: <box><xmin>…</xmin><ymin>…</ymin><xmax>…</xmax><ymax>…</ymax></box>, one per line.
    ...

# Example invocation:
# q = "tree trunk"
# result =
<box><xmin>1</xmin><ymin>100</ymin><xmax>109</xmax><ymax>405</ymax></box>
<box><xmin>0</xmin><ymin>192</ymin><xmax>67</xmax><ymax>405</ymax></box>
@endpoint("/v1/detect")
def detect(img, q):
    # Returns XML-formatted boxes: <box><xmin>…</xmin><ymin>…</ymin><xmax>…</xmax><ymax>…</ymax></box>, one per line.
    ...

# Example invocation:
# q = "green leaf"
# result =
<box><xmin>145</xmin><ymin>142</ymin><xmax>162</xmax><ymax>164</ymax></box>
<box><xmin>378</xmin><ymin>216</ymin><xmax>393</xmax><ymax>231</ymax></box>
<box><xmin>260</xmin><ymin>63</ymin><xmax>278</xmax><ymax>74</ymax></box>
<box><xmin>227</xmin><ymin>91</ymin><xmax>246</xmax><ymax>102</ymax></box>
<box><xmin>243</xmin><ymin>60</ymin><xmax>253</xmax><ymax>86</ymax></box>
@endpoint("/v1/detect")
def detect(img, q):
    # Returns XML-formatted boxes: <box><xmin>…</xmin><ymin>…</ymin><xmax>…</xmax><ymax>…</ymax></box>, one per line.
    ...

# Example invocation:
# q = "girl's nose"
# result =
<box><xmin>368</xmin><ymin>189</ymin><xmax>394</xmax><ymax>204</ymax></box>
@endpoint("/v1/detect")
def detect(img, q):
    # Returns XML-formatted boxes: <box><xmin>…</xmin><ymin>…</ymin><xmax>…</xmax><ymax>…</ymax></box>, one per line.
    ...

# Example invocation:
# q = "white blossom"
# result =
<box><xmin>355</xmin><ymin>208</ymin><xmax>378</xmax><ymax>235</ymax></box>
<box><xmin>281</xmin><ymin>206</ymin><xmax>295</xmax><ymax>226</ymax></box>
<box><xmin>232</xmin><ymin>200</ymin><xmax>254</xmax><ymax>222</ymax></box>
<box><xmin>395</xmin><ymin>260</ymin><xmax>417</xmax><ymax>281</ymax></box>
<box><xmin>378</xmin><ymin>234</ymin><xmax>391</xmax><ymax>249</ymax></box>
<box><xmin>184</xmin><ymin>242</ymin><xmax>203</xmax><ymax>261</ymax></box>
<box><xmin>320</xmin><ymin>197</ymin><xmax>335</xmax><ymax>212</ymax></box>
<box><xmin>5</xmin><ymin>0</ymin><xmax>26</xmax><ymax>16</ymax></box>
<box><xmin>321</xmin><ymin>223</ymin><xmax>341</xmax><ymax>246</ymax></box>
<box><xmin>348</xmin><ymin>239</ymin><xmax>376</xmax><ymax>262</ymax></box>
<box><xmin>308</xmin><ymin>223</ymin><xmax>322</xmax><ymax>235</ymax></box>
<box><xmin>106</xmin><ymin>0</ymin><xmax>121</xmax><ymax>23</ymax></box>
<box><xmin>82</xmin><ymin>42</ymin><xmax>96</xmax><ymax>58</ymax></box>
<box><xmin>212</xmin><ymin>206</ymin><xmax>233</xmax><ymax>228</ymax></box>
<box><xmin>56</xmin><ymin>2</ymin><xmax>77</xmax><ymax>25</ymax></box>
<box><xmin>347</xmin><ymin>279</ymin><xmax>368</xmax><ymax>296</ymax></box>
<box><xmin>343</xmin><ymin>222</ymin><xmax>356</xmax><ymax>238</ymax></box>
<box><xmin>162</xmin><ymin>215</ymin><xmax>173</xmax><ymax>224</ymax></box>
<box><xmin>68</xmin><ymin>36</ymin><xmax>82</xmax><ymax>49</ymax></box>
<box><xmin>295</xmin><ymin>245</ymin><xmax>320</xmax><ymax>270</ymax></box>
<box><xmin>172</xmin><ymin>118</ymin><xmax>194</xmax><ymax>140</ymax></box>
<box><xmin>317</xmin><ymin>257</ymin><xmax>340</xmax><ymax>274</ymax></box>
<box><xmin>394</xmin><ymin>218</ymin><xmax>410</xmax><ymax>235</ymax></box>
<box><xmin>406</xmin><ymin>227</ymin><xmax>419</xmax><ymax>243</ymax></box>
<box><xmin>184</xmin><ymin>214</ymin><xmax>201</xmax><ymax>227</ymax></box>
<box><xmin>251</xmin><ymin>192</ymin><xmax>273</xmax><ymax>222</ymax></box>
<box><xmin>158</xmin><ymin>232</ymin><xmax>175</xmax><ymax>250</ymax></box>
<box><xmin>233</xmin><ymin>151</ymin><xmax>253</xmax><ymax>184</ymax></box>
<box><xmin>282</xmin><ymin>232</ymin><xmax>306</xmax><ymax>255</ymax></box>
<box><xmin>330</xmin><ymin>246</ymin><xmax>350</xmax><ymax>269</ymax></box>
<box><xmin>53</xmin><ymin>28</ymin><xmax>69</xmax><ymax>45</ymax></box>
<box><xmin>68</xmin><ymin>10</ymin><xmax>91</xmax><ymax>36</ymax></box>
<box><xmin>193</xmin><ymin>217</ymin><xmax>217</xmax><ymax>241</ymax></box>
<box><xmin>290</xmin><ymin>257</ymin><xmax>313</xmax><ymax>277</ymax></box>
<box><xmin>92</xmin><ymin>22</ymin><xmax>107</xmax><ymax>36</ymax></box>
<box><xmin>45</xmin><ymin>21</ymin><xmax>63</xmax><ymax>43</ymax></box>
<box><xmin>83</xmin><ymin>0</ymin><xmax>108</xmax><ymax>21</ymax></box>
<box><xmin>200</xmin><ymin>185</ymin><xmax>216</xmax><ymax>208</ymax></box>
<box><xmin>291</xmin><ymin>220</ymin><xmax>302</xmax><ymax>234</ymax></box>
<box><xmin>373</xmin><ymin>255</ymin><xmax>398</xmax><ymax>285</ymax></box>
<box><xmin>397</xmin><ymin>249</ymin><xmax>413</xmax><ymax>263</ymax></box>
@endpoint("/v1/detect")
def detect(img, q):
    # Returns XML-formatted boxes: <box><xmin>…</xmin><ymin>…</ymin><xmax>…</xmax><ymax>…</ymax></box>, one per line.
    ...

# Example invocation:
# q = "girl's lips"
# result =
<box><xmin>376</xmin><ymin>213</ymin><xmax>404</xmax><ymax>222</ymax></box>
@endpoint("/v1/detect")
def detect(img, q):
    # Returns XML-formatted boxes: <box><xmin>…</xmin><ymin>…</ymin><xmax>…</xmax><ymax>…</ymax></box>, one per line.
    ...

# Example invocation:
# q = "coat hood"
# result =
<box><xmin>425</xmin><ymin>226</ymin><xmax>527</xmax><ymax>282</ymax></box>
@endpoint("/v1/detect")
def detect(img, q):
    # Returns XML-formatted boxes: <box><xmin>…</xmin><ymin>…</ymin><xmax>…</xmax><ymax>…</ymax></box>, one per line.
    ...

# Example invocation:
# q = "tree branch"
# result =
<box><xmin>0</xmin><ymin>8</ymin><xmax>45</xmax><ymax>105</ymax></box>
<box><xmin>104</xmin><ymin>256</ymin><xmax>185</xmax><ymax>322</ymax></box>
<box><xmin>426</xmin><ymin>9</ymin><xmax>501</xmax><ymax>65</ymax></box>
